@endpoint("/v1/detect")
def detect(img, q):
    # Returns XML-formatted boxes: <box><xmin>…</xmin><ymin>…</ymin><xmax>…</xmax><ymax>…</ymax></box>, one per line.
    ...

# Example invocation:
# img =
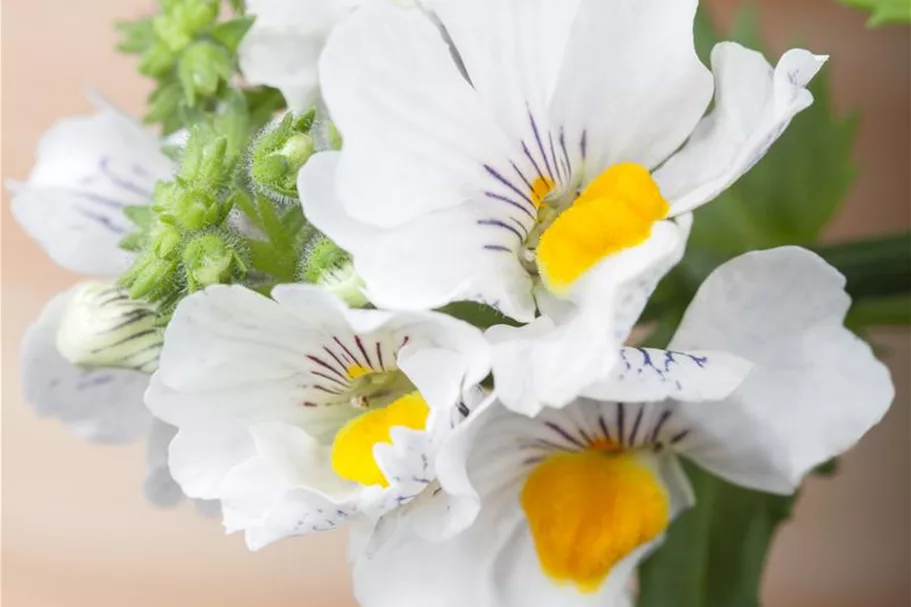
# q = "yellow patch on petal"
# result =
<box><xmin>531</xmin><ymin>176</ymin><xmax>555</xmax><ymax>207</ymax></box>
<box><xmin>520</xmin><ymin>449</ymin><xmax>670</xmax><ymax>593</ymax></box>
<box><xmin>536</xmin><ymin>163</ymin><xmax>670</xmax><ymax>295</ymax></box>
<box><xmin>330</xmin><ymin>392</ymin><xmax>430</xmax><ymax>487</ymax></box>
<box><xmin>346</xmin><ymin>363</ymin><xmax>372</xmax><ymax>379</ymax></box>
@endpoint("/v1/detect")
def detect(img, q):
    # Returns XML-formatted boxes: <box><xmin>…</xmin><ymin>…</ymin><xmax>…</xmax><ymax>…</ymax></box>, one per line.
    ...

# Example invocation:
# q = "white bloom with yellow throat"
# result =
<box><xmin>351</xmin><ymin>248</ymin><xmax>893</xmax><ymax>607</ymax></box>
<box><xmin>300</xmin><ymin>0</ymin><xmax>826</xmax><ymax>411</ymax></box>
<box><xmin>146</xmin><ymin>283</ymin><xmax>490</xmax><ymax>549</ymax></box>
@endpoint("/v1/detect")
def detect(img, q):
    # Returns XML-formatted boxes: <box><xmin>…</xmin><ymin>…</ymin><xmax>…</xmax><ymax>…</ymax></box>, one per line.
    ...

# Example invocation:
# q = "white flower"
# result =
<box><xmin>300</xmin><ymin>0</ymin><xmax>825</xmax><ymax>409</ymax></box>
<box><xmin>146</xmin><ymin>283</ymin><xmax>490</xmax><ymax>550</ymax></box>
<box><xmin>12</xmin><ymin>96</ymin><xmax>173</xmax><ymax>442</ymax></box>
<box><xmin>9</xmin><ymin>93</ymin><xmax>172</xmax><ymax>276</ymax></box>
<box><xmin>351</xmin><ymin>247</ymin><xmax>893</xmax><ymax>607</ymax></box>
<box><xmin>10</xmin><ymin>96</ymin><xmax>189</xmax><ymax>507</ymax></box>
<box><xmin>239</xmin><ymin>0</ymin><xmax>423</xmax><ymax>112</ymax></box>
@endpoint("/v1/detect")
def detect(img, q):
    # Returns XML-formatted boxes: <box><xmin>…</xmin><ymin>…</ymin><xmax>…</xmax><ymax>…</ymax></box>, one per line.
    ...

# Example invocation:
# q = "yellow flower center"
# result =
<box><xmin>330</xmin><ymin>392</ymin><xmax>430</xmax><ymax>487</ymax></box>
<box><xmin>520</xmin><ymin>444</ymin><xmax>670</xmax><ymax>593</ymax></box>
<box><xmin>535</xmin><ymin>163</ymin><xmax>670</xmax><ymax>295</ymax></box>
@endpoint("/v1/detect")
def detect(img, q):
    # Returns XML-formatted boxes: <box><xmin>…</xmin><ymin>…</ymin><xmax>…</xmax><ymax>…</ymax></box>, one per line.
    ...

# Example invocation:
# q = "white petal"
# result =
<box><xmin>582</xmin><ymin>347</ymin><xmax>753</xmax><ymax>405</ymax></box>
<box><xmin>655</xmin><ymin>45</ymin><xmax>826</xmax><ymax>214</ymax></box>
<box><xmin>249</xmin><ymin>422</ymin><xmax>356</xmax><ymax>502</ymax></box>
<box><xmin>10</xmin><ymin>186</ymin><xmax>137</xmax><ymax>276</ymax></box>
<box><xmin>491</xmin><ymin>218</ymin><xmax>689</xmax><ymax>416</ymax></box>
<box><xmin>668</xmin><ymin>247</ymin><xmax>894</xmax><ymax>493</ymax></box>
<box><xmin>549</xmin><ymin>0</ymin><xmax>713</xmax><ymax>175</ymax></box>
<box><xmin>430</xmin><ymin>0</ymin><xmax>581</xmax><ymax>138</ymax></box>
<box><xmin>148</xmin><ymin>285</ymin><xmax>358</xmax><ymax>437</ymax></box>
<box><xmin>299</xmin><ymin>152</ymin><xmax>538</xmax><ymax>321</ymax></box>
<box><xmin>168</xmin><ymin>424</ymin><xmax>257</xmax><ymax>500</ymax></box>
<box><xmin>239</xmin><ymin>0</ymin><xmax>356</xmax><ymax>111</ymax></box>
<box><xmin>320</xmin><ymin>2</ymin><xmax>517</xmax><ymax>227</ymax></box>
<box><xmin>144</xmin><ymin>419</ymin><xmax>186</xmax><ymax>508</ymax></box>
<box><xmin>10</xmin><ymin>100</ymin><xmax>171</xmax><ymax>275</ymax></box>
<box><xmin>21</xmin><ymin>288</ymin><xmax>151</xmax><ymax>443</ymax></box>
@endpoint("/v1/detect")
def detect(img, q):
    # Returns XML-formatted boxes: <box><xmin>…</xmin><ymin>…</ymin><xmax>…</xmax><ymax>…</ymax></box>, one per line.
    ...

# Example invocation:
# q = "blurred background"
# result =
<box><xmin>2</xmin><ymin>0</ymin><xmax>909</xmax><ymax>605</ymax></box>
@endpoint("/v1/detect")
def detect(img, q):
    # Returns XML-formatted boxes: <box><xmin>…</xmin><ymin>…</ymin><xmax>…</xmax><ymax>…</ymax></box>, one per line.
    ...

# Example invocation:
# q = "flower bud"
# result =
<box><xmin>56</xmin><ymin>282</ymin><xmax>162</xmax><ymax>374</ymax></box>
<box><xmin>249</xmin><ymin>111</ymin><xmax>316</xmax><ymax>203</ymax></box>
<box><xmin>183</xmin><ymin>233</ymin><xmax>243</xmax><ymax>290</ymax></box>
<box><xmin>303</xmin><ymin>237</ymin><xmax>368</xmax><ymax>308</ymax></box>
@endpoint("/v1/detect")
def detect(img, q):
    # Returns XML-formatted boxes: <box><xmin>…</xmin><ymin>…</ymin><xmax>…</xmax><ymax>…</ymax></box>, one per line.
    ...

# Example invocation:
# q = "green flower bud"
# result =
<box><xmin>124</xmin><ymin>256</ymin><xmax>179</xmax><ymax>301</ymax></box>
<box><xmin>56</xmin><ymin>282</ymin><xmax>162</xmax><ymax>374</ymax></box>
<box><xmin>250</xmin><ymin>111</ymin><xmax>317</xmax><ymax>203</ymax></box>
<box><xmin>152</xmin><ymin>223</ymin><xmax>182</xmax><ymax>258</ymax></box>
<box><xmin>183</xmin><ymin>233</ymin><xmax>243</xmax><ymax>291</ymax></box>
<box><xmin>303</xmin><ymin>237</ymin><xmax>368</xmax><ymax>308</ymax></box>
<box><xmin>180</xmin><ymin>134</ymin><xmax>228</xmax><ymax>188</ymax></box>
<box><xmin>178</xmin><ymin>41</ymin><xmax>233</xmax><ymax>105</ymax></box>
<box><xmin>172</xmin><ymin>189</ymin><xmax>215</xmax><ymax>232</ymax></box>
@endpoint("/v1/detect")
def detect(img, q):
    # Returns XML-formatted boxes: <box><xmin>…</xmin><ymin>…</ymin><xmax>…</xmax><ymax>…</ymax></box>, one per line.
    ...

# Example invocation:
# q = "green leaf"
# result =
<box><xmin>835</xmin><ymin>0</ymin><xmax>911</xmax><ymax>26</ymax></box>
<box><xmin>846</xmin><ymin>294</ymin><xmax>911</xmax><ymax>326</ymax></box>
<box><xmin>123</xmin><ymin>205</ymin><xmax>154</xmax><ymax>229</ymax></box>
<box><xmin>639</xmin><ymin>463</ymin><xmax>795</xmax><ymax>607</ymax></box>
<box><xmin>437</xmin><ymin>302</ymin><xmax>522</xmax><ymax>330</ymax></box>
<box><xmin>210</xmin><ymin>16</ymin><xmax>255</xmax><ymax>53</ymax></box>
<box><xmin>244</xmin><ymin>87</ymin><xmax>288</xmax><ymax>130</ymax></box>
<box><xmin>815</xmin><ymin>232</ymin><xmax>911</xmax><ymax>299</ymax></box>
<box><xmin>116</xmin><ymin>18</ymin><xmax>157</xmax><ymax>54</ymax></box>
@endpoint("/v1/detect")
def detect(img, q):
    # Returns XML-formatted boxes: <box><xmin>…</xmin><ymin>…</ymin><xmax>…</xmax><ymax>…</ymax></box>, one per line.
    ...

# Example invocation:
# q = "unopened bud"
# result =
<box><xmin>183</xmin><ymin>233</ymin><xmax>243</xmax><ymax>290</ymax></box>
<box><xmin>249</xmin><ymin>111</ymin><xmax>316</xmax><ymax>203</ymax></box>
<box><xmin>303</xmin><ymin>237</ymin><xmax>368</xmax><ymax>308</ymax></box>
<box><xmin>56</xmin><ymin>282</ymin><xmax>162</xmax><ymax>374</ymax></box>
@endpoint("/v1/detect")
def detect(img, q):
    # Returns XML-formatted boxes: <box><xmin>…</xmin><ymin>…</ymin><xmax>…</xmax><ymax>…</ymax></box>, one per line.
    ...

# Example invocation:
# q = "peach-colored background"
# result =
<box><xmin>2</xmin><ymin>0</ymin><xmax>909</xmax><ymax>605</ymax></box>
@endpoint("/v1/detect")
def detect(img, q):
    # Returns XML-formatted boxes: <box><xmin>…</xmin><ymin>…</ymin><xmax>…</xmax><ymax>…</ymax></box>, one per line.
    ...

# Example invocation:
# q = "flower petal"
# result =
<box><xmin>144</xmin><ymin>419</ymin><xmax>186</xmax><ymax>508</ymax></box>
<box><xmin>491</xmin><ymin>217</ymin><xmax>689</xmax><ymax>416</ymax></box>
<box><xmin>319</xmin><ymin>1</ymin><xmax>517</xmax><ymax>227</ymax></box>
<box><xmin>668</xmin><ymin>247</ymin><xmax>894</xmax><ymax>493</ymax></box>
<box><xmin>430</xmin><ymin>0</ymin><xmax>581</xmax><ymax>138</ymax></box>
<box><xmin>582</xmin><ymin>347</ymin><xmax>753</xmax><ymax>405</ymax></box>
<box><xmin>21</xmin><ymin>288</ymin><xmax>151</xmax><ymax>443</ymax></box>
<box><xmin>549</xmin><ymin>0</ymin><xmax>713</xmax><ymax>175</ymax></box>
<box><xmin>239</xmin><ymin>0</ymin><xmax>356</xmax><ymax>111</ymax></box>
<box><xmin>299</xmin><ymin>152</ymin><xmax>538</xmax><ymax>321</ymax></box>
<box><xmin>9</xmin><ymin>99</ymin><xmax>171</xmax><ymax>276</ymax></box>
<box><xmin>655</xmin><ymin>44</ymin><xmax>826</xmax><ymax>215</ymax></box>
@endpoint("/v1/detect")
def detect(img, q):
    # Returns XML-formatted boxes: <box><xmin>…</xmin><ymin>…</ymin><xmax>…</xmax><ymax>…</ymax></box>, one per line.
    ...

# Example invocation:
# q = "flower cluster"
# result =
<box><xmin>10</xmin><ymin>0</ymin><xmax>894</xmax><ymax>605</ymax></box>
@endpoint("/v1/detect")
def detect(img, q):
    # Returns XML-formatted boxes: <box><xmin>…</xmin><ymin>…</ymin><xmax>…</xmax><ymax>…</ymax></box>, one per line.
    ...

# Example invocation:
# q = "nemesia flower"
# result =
<box><xmin>9</xmin><ymin>94</ymin><xmax>172</xmax><ymax>276</ymax></box>
<box><xmin>238</xmin><ymin>0</ymin><xmax>422</xmax><ymax>112</ymax></box>
<box><xmin>10</xmin><ymin>97</ymin><xmax>190</xmax><ymax>506</ymax></box>
<box><xmin>11</xmin><ymin>96</ymin><xmax>173</xmax><ymax>442</ymax></box>
<box><xmin>351</xmin><ymin>247</ymin><xmax>894</xmax><ymax>607</ymax></box>
<box><xmin>300</xmin><ymin>0</ymin><xmax>826</xmax><ymax>410</ymax></box>
<box><xmin>145</xmin><ymin>283</ymin><xmax>490</xmax><ymax>549</ymax></box>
